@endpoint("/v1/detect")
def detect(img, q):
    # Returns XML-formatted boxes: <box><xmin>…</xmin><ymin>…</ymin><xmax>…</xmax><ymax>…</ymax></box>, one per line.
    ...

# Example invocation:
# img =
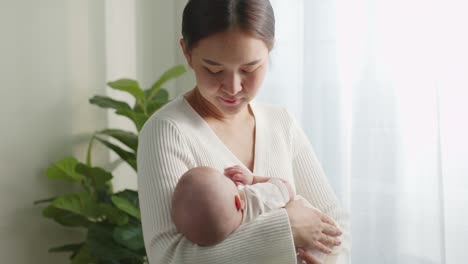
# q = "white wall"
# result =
<box><xmin>0</xmin><ymin>1</ymin><xmax>108</xmax><ymax>263</ymax></box>
<box><xmin>136</xmin><ymin>0</ymin><xmax>194</xmax><ymax>98</ymax></box>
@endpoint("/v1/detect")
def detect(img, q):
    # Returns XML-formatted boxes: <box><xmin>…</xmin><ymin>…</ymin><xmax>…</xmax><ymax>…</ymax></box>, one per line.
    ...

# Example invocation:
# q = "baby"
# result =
<box><xmin>171</xmin><ymin>165</ymin><xmax>334</xmax><ymax>262</ymax></box>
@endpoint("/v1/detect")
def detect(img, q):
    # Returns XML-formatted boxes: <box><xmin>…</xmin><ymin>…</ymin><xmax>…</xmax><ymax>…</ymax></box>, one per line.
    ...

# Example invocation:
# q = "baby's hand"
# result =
<box><xmin>224</xmin><ymin>165</ymin><xmax>254</xmax><ymax>186</ymax></box>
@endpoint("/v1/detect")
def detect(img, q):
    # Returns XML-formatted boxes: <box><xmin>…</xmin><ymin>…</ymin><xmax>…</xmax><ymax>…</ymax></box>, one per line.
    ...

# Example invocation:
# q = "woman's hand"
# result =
<box><xmin>286</xmin><ymin>199</ymin><xmax>342</xmax><ymax>264</ymax></box>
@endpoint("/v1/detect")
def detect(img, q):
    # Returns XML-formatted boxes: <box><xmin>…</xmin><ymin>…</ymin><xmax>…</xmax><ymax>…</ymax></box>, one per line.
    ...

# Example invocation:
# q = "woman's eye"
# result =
<box><xmin>205</xmin><ymin>67</ymin><xmax>222</xmax><ymax>75</ymax></box>
<box><xmin>241</xmin><ymin>67</ymin><xmax>258</xmax><ymax>74</ymax></box>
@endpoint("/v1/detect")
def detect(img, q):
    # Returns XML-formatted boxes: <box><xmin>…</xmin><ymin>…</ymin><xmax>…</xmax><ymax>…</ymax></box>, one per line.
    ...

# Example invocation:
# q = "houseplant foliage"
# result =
<box><xmin>35</xmin><ymin>65</ymin><xmax>186</xmax><ymax>263</ymax></box>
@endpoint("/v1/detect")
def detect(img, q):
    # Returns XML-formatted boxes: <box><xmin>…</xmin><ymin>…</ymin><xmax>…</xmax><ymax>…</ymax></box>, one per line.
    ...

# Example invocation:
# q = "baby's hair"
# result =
<box><xmin>171</xmin><ymin>167</ymin><xmax>236</xmax><ymax>246</ymax></box>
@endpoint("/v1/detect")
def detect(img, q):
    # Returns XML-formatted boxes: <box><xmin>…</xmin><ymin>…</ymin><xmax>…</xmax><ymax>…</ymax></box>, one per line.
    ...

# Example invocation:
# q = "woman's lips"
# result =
<box><xmin>220</xmin><ymin>97</ymin><xmax>241</xmax><ymax>105</ymax></box>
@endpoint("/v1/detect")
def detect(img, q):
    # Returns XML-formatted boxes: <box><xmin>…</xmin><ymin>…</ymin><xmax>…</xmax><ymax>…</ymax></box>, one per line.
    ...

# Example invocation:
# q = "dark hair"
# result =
<box><xmin>182</xmin><ymin>0</ymin><xmax>275</xmax><ymax>51</ymax></box>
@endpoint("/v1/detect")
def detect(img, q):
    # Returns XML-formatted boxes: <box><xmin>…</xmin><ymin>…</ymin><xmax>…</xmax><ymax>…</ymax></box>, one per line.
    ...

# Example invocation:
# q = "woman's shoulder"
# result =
<box><xmin>253</xmin><ymin>101</ymin><xmax>296</xmax><ymax>127</ymax></box>
<box><xmin>148</xmin><ymin>95</ymin><xmax>187</xmax><ymax>120</ymax></box>
<box><xmin>140</xmin><ymin>95</ymin><xmax>195</xmax><ymax>133</ymax></box>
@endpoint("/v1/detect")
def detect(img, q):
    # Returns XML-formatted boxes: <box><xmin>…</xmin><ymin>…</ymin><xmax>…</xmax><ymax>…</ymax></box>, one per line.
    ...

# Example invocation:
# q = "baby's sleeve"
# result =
<box><xmin>246</xmin><ymin>178</ymin><xmax>291</xmax><ymax>211</ymax></box>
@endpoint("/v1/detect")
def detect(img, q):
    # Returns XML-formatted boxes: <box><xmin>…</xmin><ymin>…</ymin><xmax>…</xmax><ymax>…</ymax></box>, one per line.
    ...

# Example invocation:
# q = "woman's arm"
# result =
<box><xmin>288</xmin><ymin>111</ymin><xmax>351</xmax><ymax>263</ymax></box>
<box><xmin>137</xmin><ymin>118</ymin><xmax>297</xmax><ymax>264</ymax></box>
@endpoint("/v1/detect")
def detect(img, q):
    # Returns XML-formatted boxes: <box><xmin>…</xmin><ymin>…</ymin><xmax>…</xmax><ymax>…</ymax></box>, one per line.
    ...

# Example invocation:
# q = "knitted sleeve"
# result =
<box><xmin>288</xmin><ymin>111</ymin><xmax>351</xmax><ymax>264</ymax></box>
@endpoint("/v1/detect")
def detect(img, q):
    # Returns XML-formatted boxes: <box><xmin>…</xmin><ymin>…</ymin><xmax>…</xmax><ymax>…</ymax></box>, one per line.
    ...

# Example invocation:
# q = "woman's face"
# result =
<box><xmin>181</xmin><ymin>30</ymin><xmax>270</xmax><ymax>117</ymax></box>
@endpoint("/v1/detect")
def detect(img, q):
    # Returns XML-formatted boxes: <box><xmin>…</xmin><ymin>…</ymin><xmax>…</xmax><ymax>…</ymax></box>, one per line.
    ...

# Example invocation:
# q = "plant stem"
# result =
<box><xmin>33</xmin><ymin>196</ymin><xmax>57</xmax><ymax>205</ymax></box>
<box><xmin>86</xmin><ymin>134</ymin><xmax>96</xmax><ymax>167</ymax></box>
<box><xmin>139</xmin><ymin>99</ymin><xmax>148</xmax><ymax>116</ymax></box>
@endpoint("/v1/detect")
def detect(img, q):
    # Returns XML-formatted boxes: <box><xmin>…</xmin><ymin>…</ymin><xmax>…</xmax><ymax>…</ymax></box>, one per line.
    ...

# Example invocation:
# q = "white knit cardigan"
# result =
<box><xmin>137</xmin><ymin>95</ymin><xmax>350</xmax><ymax>264</ymax></box>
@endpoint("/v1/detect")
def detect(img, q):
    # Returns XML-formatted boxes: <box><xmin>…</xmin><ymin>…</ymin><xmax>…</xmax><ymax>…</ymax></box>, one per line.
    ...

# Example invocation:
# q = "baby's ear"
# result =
<box><xmin>234</xmin><ymin>195</ymin><xmax>244</xmax><ymax>210</ymax></box>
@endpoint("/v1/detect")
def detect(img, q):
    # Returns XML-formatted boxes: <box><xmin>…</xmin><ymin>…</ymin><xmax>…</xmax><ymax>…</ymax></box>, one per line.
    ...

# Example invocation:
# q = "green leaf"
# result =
<box><xmin>49</xmin><ymin>243</ymin><xmax>83</xmax><ymax>253</ymax></box>
<box><xmin>115</xmin><ymin>108</ymin><xmax>148</xmax><ymax>131</ymax></box>
<box><xmin>114</xmin><ymin>190</ymin><xmax>139</xmax><ymax>209</ymax></box>
<box><xmin>147</xmin><ymin>88</ymin><xmax>169</xmax><ymax>115</ymax></box>
<box><xmin>89</xmin><ymin>95</ymin><xmax>131</xmax><ymax>111</ymax></box>
<box><xmin>52</xmin><ymin>192</ymin><xmax>101</xmax><ymax>218</ymax></box>
<box><xmin>111</xmin><ymin>196</ymin><xmax>141</xmax><ymax>220</ymax></box>
<box><xmin>86</xmin><ymin>134</ymin><xmax>95</xmax><ymax>167</ymax></box>
<box><xmin>132</xmin><ymin>103</ymin><xmax>145</xmax><ymax>114</ymax></box>
<box><xmin>95</xmin><ymin>137</ymin><xmax>137</xmax><ymax>171</ymax></box>
<box><xmin>99</xmin><ymin>203</ymin><xmax>129</xmax><ymax>226</ymax></box>
<box><xmin>75</xmin><ymin>163</ymin><xmax>113</xmax><ymax>191</ymax></box>
<box><xmin>148</xmin><ymin>65</ymin><xmax>186</xmax><ymax>101</ymax></box>
<box><xmin>42</xmin><ymin>204</ymin><xmax>89</xmax><ymax>227</ymax></box>
<box><xmin>71</xmin><ymin>244</ymin><xmax>96</xmax><ymax>264</ymax></box>
<box><xmin>98</xmin><ymin>129</ymin><xmax>138</xmax><ymax>152</ymax></box>
<box><xmin>87</xmin><ymin>224</ymin><xmax>142</xmax><ymax>260</ymax></box>
<box><xmin>46</xmin><ymin>157</ymin><xmax>84</xmax><ymax>182</ymax></box>
<box><xmin>113</xmin><ymin>225</ymin><xmax>144</xmax><ymax>251</ymax></box>
<box><xmin>107</xmin><ymin>79</ymin><xmax>145</xmax><ymax>102</ymax></box>
<box><xmin>48</xmin><ymin>194</ymin><xmax>129</xmax><ymax>226</ymax></box>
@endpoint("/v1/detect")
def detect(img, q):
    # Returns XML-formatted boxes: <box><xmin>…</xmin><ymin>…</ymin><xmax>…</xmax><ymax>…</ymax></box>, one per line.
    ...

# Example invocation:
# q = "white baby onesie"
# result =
<box><xmin>238</xmin><ymin>178</ymin><xmax>290</xmax><ymax>224</ymax></box>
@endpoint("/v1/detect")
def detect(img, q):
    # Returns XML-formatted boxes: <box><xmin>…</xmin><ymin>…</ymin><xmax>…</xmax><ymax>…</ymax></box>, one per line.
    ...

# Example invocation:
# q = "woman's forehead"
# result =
<box><xmin>191</xmin><ymin>31</ymin><xmax>269</xmax><ymax>64</ymax></box>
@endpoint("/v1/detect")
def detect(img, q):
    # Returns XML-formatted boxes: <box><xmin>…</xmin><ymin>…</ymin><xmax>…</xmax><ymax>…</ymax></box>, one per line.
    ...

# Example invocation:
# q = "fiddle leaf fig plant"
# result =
<box><xmin>35</xmin><ymin>65</ymin><xmax>186</xmax><ymax>263</ymax></box>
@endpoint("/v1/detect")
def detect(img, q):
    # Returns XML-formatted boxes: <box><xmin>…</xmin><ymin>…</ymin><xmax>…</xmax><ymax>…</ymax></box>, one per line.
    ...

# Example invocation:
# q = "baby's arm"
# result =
<box><xmin>253</xmin><ymin>176</ymin><xmax>295</xmax><ymax>201</ymax></box>
<box><xmin>224</xmin><ymin>165</ymin><xmax>295</xmax><ymax>201</ymax></box>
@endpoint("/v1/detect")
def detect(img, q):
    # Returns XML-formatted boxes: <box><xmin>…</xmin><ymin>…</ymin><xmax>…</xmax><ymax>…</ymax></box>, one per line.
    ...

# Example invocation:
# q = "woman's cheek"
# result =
<box><xmin>246</xmin><ymin>69</ymin><xmax>266</xmax><ymax>93</ymax></box>
<box><xmin>195</xmin><ymin>71</ymin><xmax>220</xmax><ymax>92</ymax></box>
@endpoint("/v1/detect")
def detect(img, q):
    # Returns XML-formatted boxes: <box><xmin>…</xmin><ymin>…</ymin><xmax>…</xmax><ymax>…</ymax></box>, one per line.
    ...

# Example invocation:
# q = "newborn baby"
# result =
<box><xmin>171</xmin><ymin>166</ymin><xmax>246</xmax><ymax>246</ymax></box>
<box><xmin>171</xmin><ymin>165</ymin><xmax>335</xmax><ymax>262</ymax></box>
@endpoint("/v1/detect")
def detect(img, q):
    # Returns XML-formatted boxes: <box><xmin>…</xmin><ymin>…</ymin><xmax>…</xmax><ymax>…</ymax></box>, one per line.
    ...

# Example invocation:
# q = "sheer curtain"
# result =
<box><xmin>259</xmin><ymin>0</ymin><xmax>468</xmax><ymax>263</ymax></box>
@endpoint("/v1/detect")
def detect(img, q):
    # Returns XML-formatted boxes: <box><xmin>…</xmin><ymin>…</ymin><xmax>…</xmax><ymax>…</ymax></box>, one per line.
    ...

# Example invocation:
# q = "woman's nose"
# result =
<box><xmin>222</xmin><ymin>73</ymin><xmax>242</xmax><ymax>96</ymax></box>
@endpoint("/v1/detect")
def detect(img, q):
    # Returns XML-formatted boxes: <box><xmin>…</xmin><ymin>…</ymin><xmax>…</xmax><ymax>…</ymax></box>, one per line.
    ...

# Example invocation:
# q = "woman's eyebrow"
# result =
<box><xmin>202</xmin><ymin>58</ymin><xmax>261</xmax><ymax>66</ymax></box>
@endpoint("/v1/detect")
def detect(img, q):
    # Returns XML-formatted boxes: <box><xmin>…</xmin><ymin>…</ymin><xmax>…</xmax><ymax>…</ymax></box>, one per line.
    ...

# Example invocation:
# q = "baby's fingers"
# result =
<box><xmin>224</xmin><ymin>165</ymin><xmax>243</xmax><ymax>171</ymax></box>
<box><xmin>232</xmin><ymin>173</ymin><xmax>244</xmax><ymax>180</ymax></box>
<box><xmin>225</xmin><ymin>168</ymin><xmax>244</xmax><ymax>175</ymax></box>
<box><xmin>233</xmin><ymin>174</ymin><xmax>248</xmax><ymax>183</ymax></box>
<box><xmin>224</xmin><ymin>169</ymin><xmax>238</xmax><ymax>177</ymax></box>
<box><xmin>224</xmin><ymin>168</ymin><xmax>239</xmax><ymax>176</ymax></box>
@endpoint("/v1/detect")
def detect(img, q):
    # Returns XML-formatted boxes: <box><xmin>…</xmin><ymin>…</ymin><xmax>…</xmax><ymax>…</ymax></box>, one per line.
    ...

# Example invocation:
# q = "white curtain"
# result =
<box><xmin>259</xmin><ymin>0</ymin><xmax>468</xmax><ymax>263</ymax></box>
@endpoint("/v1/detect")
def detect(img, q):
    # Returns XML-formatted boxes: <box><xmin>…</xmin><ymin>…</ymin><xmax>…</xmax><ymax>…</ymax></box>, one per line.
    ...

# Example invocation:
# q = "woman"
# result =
<box><xmin>137</xmin><ymin>0</ymin><xmax>350</xmax><ymax>263</ymax></box>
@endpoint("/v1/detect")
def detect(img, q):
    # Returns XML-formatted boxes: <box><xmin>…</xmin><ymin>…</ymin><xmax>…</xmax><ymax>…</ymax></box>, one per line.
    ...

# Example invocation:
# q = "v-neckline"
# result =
<box><xmin>181</xmin><ymin>95</ymin><xmax>261</xmax><ymax>175</ymax></box>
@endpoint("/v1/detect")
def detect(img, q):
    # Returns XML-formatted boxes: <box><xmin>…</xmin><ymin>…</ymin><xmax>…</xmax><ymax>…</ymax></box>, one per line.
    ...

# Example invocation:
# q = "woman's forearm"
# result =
<box><xmin>141</xmin><ymin>207</ymin><xmax>298</xmax><ymax>264</ymax></box>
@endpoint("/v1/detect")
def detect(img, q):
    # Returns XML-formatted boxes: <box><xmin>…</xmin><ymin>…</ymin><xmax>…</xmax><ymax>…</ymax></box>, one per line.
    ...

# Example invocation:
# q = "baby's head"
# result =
<box><xmin>171</xmin><ymin>166</ymin><xmax>244</xmax><ymax>246</ymax></box>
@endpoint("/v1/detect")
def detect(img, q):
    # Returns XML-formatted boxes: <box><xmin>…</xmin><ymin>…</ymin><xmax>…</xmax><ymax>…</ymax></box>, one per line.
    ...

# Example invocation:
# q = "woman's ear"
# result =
<box><xmin>180</xmin><ymin>38</ymin><xmax>193</xmax><ymax>68</ymax></box>
<box><xmin>234</xmin><ymin>195</ymin><xmax>244</xmax><ymax>211</ymax></box>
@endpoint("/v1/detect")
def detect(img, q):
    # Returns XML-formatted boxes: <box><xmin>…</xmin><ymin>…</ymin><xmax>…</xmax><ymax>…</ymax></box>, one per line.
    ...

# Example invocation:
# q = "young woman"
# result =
<box><xmin>137</xmin><ymin>0</ymin><xmax>350</xmax><ymax>263</ymax></box>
